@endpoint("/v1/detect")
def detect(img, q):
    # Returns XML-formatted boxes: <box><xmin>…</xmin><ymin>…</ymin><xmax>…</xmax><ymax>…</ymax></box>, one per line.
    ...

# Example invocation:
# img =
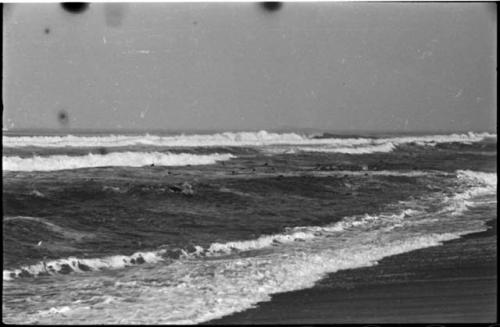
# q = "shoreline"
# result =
<box><xmin>207</xmin><ymin>219</ymin><xmax>497</xmax><ymax>324</ymax></box>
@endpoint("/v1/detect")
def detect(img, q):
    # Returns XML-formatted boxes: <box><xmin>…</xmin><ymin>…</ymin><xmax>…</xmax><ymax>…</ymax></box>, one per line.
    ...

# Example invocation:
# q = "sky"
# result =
<box><xmin>2</xmin><ymin>2</ymin><xmax>497</xmax><ymax>133</ymax></box>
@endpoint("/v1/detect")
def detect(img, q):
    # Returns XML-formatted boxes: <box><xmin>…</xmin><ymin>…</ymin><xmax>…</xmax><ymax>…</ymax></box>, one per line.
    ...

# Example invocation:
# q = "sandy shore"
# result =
<box><xmin>208</xmin><ymin>220</ymin><xmax>497</xmax><ymax>324</ymax></box>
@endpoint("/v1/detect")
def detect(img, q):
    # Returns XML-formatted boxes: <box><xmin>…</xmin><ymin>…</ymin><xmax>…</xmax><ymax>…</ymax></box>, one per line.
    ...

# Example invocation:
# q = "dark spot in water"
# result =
<box><xmin>47</xmin><ymin>265</ymin><xmax>55</xmax><ymax>272</ymax></box>
<box><xmin>72</xmin><ymin>260</ymin><xmax>77</xmax><ymax>266</ymax></box>
<box><xmin>57</xmin><ymin>110</ymin><xmax>69</xmax><ymax>126</ymax></box>
<box><xmin>97</xmin><ymin>147</ymin><xmax>108</xmax><ymax>155</ymax></box>
<box><xmin>165</xmin><ymin>249</ymin><xmax>182</xmax><ymax>259</ymax></box>
<box><xmin>130</xmin><ymin>258</ymin><xmax>136</xmax><ymax>264</ymax></box>
<box><xmin>10</xmin><ymin>272</ymin><xmax>16</xmax><ymax>278</ymax></box>
<box><xmin>19</xmin><ymin>270</ymin><xmax>32</xmax><ymax>278</ymax></box>
<box><xmin>186</xmin><ymin>245</ymin><xmax>197</xmax><ymax>253</ymax></box>
<box><xmin>61</xmin><ymin>2</ymin><xmax>89</xmax><ymax>14</ymax></box>
<box><xmin>59</xmin><ymin>264</ymin><xmax>73</xmax><ymax>274</ymax></box>
<box><xmin>135</xmin><ymin>256</ymin><xmax>145</xmax><ymax>264</ymax></box>
<box><xmin>78</xmin><ymin>262</ymin><xmax>91</xmax><ymax>271</ymax></box>
<box><xmin>260</xmin><ymin>2</ymin><xmax>283</xmax><ymax>12</ymax></box>
<box><xmin>277</xmin><ymin>174</ymin><xmax>284</xmax><ymax>179</ymax></box>
<box><xmin>169</xmin><ymin>185</ymin><xmax>182</xmax><ymax>193</ymax></box>
<box><xmin>44</xmin><ymin>27</ymin><xmax>50</xmax><ymax>34</ymax></box>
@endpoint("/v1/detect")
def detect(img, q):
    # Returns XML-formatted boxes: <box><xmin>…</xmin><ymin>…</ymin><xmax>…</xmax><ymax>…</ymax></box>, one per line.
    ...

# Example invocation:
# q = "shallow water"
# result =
<box><xmin>2</xmin><ymin>131</ymin><xmax>497</xmax><ymax>324</ymax></box>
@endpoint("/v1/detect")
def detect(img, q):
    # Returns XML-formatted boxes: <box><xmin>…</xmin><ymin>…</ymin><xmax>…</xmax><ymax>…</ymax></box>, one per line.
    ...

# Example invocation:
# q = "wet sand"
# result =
<box><xmin>208</xmin><ymin>220</ymin><xmax>497</xmax><ymax>324</ymax></box>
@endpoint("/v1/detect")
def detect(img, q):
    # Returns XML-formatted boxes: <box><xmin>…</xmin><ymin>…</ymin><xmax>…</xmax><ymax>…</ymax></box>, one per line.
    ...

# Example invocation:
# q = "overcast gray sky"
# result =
<box><xmin>2</xmin><ymin>2</ymin><xmax>497</xmax><ymax>133</ymax></box>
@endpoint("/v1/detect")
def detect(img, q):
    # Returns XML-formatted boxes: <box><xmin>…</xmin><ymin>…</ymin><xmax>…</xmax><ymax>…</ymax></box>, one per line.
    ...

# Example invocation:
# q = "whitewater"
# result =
<box><xmin>3</xmin><ymin>130</ymin><xmax>496</xmax><ymax>148</ymax></box>
<box><xmin>2</xmin><ymin>130</ymin><xmax>496</xmax><ymax>172</ymax></box>
<box><xmin>3</xmin><ymin>152</ymin><xmax>234</xmax><ymax>172</ymax></box>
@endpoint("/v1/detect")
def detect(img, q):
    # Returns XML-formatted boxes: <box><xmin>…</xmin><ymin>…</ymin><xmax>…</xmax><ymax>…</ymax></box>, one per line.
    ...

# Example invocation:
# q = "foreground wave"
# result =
<box><xmin>4</xmin><ymin>170</ymin><xmax>496</xmax><ymax>282</ymax></box>
<box><xmin>2</xmin><ymin>152</ymin><xmax>234</xmax><ymax>172</ymax></box>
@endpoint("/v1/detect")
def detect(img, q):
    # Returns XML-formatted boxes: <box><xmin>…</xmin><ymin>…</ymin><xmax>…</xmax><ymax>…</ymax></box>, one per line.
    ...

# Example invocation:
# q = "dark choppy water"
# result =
<box><xmin>2</xmin><ymin>131</ymin><xmax>497</xmax><ymax>324</ymax></box>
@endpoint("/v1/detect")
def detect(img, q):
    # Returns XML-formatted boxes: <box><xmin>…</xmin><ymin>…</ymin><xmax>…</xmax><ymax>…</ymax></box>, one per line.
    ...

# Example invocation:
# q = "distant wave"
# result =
<box><xmin>2</xmin><ymin>152</ymin><xmax>234</xmax><ymax>172</ymax></box>
<box><xmin>3</xmin><ymin>130</ymin><xmax>496</xmax><ymax>149</ymax></box>
<box><xmin>273</xmin><ymin>142</ymin><xmax>397</xmax><ymax>154</ymax></box>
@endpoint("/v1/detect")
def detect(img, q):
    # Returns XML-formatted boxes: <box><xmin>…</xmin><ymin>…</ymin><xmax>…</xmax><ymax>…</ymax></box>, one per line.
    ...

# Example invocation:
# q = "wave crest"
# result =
<box><xmin>3</xmin><ymin>130</ymin><xmax>495</xmax><ymax>149</ymax></box>
<box><xmin>3</xmin><ymin>152</ymin><xmax>234</xmax><ymax>172</ymax></box>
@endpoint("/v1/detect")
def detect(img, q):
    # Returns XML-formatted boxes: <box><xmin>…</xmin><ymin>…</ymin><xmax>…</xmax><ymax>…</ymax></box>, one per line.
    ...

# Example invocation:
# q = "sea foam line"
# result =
<box><xmin>15</xmin><ymin>230</ymin><xmax>486</xmax><ymax>325</ymax></box>
<box><xmin>1</xmin><ymin>209</ymin><xmax>416</xmax><ymax>282</ymax></box>
<box><xmin>3</xmin><ymin>130</ymin><xmax>496</xmax><ymax>149</ymax></box>
<box><xmin>2</xmin><ymin>151</ymin><xmax>234</xmax><ymax>172</ymax></box>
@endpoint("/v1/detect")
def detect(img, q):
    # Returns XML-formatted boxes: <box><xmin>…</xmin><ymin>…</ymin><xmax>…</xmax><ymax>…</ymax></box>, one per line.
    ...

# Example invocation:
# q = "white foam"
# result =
<box><xmin>438</xmin><ymin>170</ymin><xmax>497</xmax><ymax>216</ymax></box>
<box><xmin>456</xmin><ymin>170</ymin><xmax>497</xmax><ymax>188</ymax></box>
<box><xmin>3</xmin><ymin>130</ymin><xmax>495</xmax><ymax>149</ymax></box>
<box><xmin>2</xmin><ymin>152</ymin><xmax>234</xmax><ymax>172</ymax></box>
<box><xmin>3</xmin><ymin>250</ymin><xmax>166</xmax><ymax>281</ymax></box>
<box><xmin>282</xmin><ymin>142</ymin><xmax>396</xmax><ymax>154</ymax></box>
<box><xmin>10</xmin><ymin>230</ymin><xmax>481</xmax><ymax>325</ymax></box>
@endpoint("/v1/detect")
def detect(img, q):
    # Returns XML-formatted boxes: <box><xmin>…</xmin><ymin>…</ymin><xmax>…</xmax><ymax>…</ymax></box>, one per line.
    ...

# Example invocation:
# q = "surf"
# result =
<box><xmin>2</xmin><ymin>151</ymin><xmax>235</xmax><ymax>172</ymax></box>
<box><xmin>3</xmin><ymin>130</ymin><xmax>495</xmax><ymax>149</ymax></box>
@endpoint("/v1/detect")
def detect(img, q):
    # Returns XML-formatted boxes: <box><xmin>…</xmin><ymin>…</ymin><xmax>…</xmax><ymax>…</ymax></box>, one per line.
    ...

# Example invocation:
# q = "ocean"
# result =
<box><xmin>2</xmin><ymin>130</ymin><xmax>497</xmax><ymax>324</ymax></box>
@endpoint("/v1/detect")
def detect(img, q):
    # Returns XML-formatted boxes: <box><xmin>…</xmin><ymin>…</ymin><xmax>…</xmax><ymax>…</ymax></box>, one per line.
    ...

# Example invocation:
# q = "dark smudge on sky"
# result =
<box><xmin>260</xmin><ymin>2</ymin><xmax>283</xmax><ymax>12</ymax></box>
<box><xmin>60</xmin><ymin>3</ymin><xmax>89</xmax><ymax>15</ymax></box>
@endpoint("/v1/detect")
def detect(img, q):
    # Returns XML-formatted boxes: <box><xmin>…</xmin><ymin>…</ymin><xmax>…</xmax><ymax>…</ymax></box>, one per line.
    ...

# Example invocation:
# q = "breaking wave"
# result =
<box><xmin>0</xmin><ymin>208</ymin><xmax>454</xmax><ymax>282</ymax></box>
<box><xmin>4</xmin><ymin>168</ymin><xmax>495</xmax><ymax>282</ymax></box>
<box><xmin>2</xmin><ymin>152</ymin><xmax>234</xmax><ymax>172</ymax></box>
<box><xmin>3</xmin><ymin>130</ymin><xmax>495</xmax><ymax>149</ymax></box>
<box><xmin>275</xmin><ymin>142</ymin><xmax>397</xmax><ymax>154</ymax></box>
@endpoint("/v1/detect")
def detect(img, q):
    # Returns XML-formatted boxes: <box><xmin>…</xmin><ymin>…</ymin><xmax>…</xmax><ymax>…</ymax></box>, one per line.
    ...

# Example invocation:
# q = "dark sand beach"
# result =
<box><xmin>209</xmin><ymin>220</ymin><xmax>497</xmax><ymax>324</ymax></box>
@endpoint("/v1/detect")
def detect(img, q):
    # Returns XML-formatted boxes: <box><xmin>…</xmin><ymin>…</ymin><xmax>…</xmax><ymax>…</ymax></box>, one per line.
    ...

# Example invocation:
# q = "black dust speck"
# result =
<box><xmin>97</xmin><ymin>147</ymin><xmax>108</xmax><ymax>155</ymax></box>
<box><xmin>44</xmin><ymin>27</ymin><xmax>50</xmax><ymax>34</ymax></box>
<box><xmin>260</xmin><ymin>2</ymin><xmax>283</xmax><ymax>12</ymax></box>
<box><xmin>61</xmin><ymin>2</ymin><xmax>89</xmax><ymax>14</ymax></box>
<box><xmin>58</xmin><ymin>110</ymin><xmax>69</xmax><ymax>126</ymax></box>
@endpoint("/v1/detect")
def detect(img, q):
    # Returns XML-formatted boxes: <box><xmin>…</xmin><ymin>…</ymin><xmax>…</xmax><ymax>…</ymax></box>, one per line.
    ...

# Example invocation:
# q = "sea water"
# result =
<box><xmin>2</xmin><ymin>130</ymin><xmax>497</xmax><ymax>324</ymax></box>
